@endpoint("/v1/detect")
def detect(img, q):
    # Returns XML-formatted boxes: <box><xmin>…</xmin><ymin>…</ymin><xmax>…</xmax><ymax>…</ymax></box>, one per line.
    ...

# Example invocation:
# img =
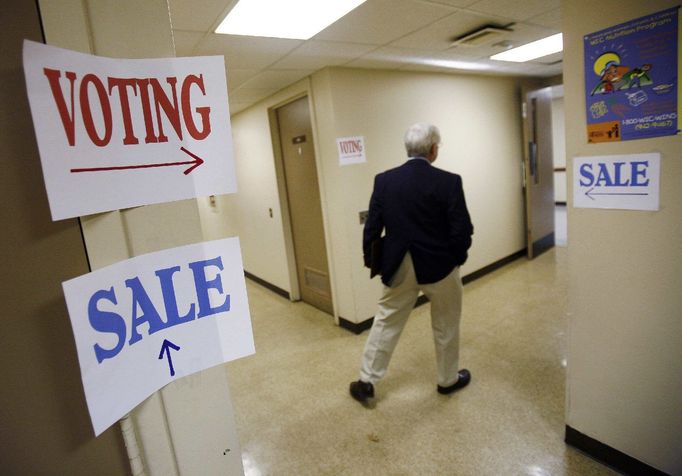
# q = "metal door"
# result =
<box><xmin>524</xmin><ymin>87</ymin><xmax>556</xmax><ymax>258</ymax></box>
<box><xmin>276</xmin><ymin>96</ymin><xmax>333</xmax><ymax>314</ymax></box>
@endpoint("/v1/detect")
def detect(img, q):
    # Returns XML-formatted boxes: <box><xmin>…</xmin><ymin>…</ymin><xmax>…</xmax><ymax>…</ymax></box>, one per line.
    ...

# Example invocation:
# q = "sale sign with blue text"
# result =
<box><xmin>62</xmin><ymin>237</ymin><xmax>254</xmax><ymax>436</ymax></box>
<box><xmin>573</xmin><ymin>153</ymin><xmax>660</xmax><ymax>211</ymax></box>
<box><xmin>23</xmin><ymin>40</ymin><xmax>236</xmax><ymax>220</ymax></box>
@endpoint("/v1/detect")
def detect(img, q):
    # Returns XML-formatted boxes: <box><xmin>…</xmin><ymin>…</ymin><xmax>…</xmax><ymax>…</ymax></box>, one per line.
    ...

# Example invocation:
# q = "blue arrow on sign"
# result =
<box><xmin>159</xmin><ymin>339</ymin><xmax>181</xmax><ymax>377</ymax></box>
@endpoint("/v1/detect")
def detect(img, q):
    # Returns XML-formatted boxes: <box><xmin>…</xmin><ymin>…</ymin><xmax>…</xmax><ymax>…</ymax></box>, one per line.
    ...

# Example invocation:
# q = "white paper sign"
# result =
<box><xmin>573</xmin><ymin>153</ymin><xmax>660</xmax><ymax>210</ymax></box>
<box><xmin>62</xmin><ymin>237</ymin><xmax>254</xmax><ymax>436</ymax></box>
<box><xmin>337</xmin><ymin>136</ymin><xmax>366</xmax><ymax>166</ymax></box>
<box><xmin>23</xmin><ymin>40</ymin><xmax>236</xmax><ymax>220</ymax></box>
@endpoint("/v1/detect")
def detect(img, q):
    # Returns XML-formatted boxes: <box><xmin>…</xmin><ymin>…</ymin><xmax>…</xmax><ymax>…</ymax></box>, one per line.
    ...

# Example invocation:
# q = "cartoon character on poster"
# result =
<box><xmin>583</xmin><ymin>7</ymin><xmax>679</xmax><ymax>143</ymax></box>
<box><xmin>589</xmin><ymin>54</ymin><xmax>653</xmax><ymax>96</ymax></box>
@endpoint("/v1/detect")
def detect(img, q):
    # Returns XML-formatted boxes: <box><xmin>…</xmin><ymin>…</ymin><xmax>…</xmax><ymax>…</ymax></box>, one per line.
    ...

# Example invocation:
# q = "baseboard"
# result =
<box><xmin>461</xmin><ymin>249</ymin><xmax>526</xmax><ymax>285</ymax></box>
<box><xmin>532</xmin><ymin>232</ymin><xmax>554</xmax><ymax>258</ymax></box>
<box><xmin>343</xmin><ymin>249</ymin><xmax>526</xmax><ymax>334</ymax></box>
<box><xmin>244</xmin><ymin>271</ymin><xmax>290</xmax><ymax>300</ymax></box>
<box><xmin>565</xmin><ymin>426</ymin><xmax>669</xmax><ymax>476</ymax></box>
<box><xmin>338</xmin><ymin>316</ymin><xmax>374</xmax><ymax>335</ymax></box>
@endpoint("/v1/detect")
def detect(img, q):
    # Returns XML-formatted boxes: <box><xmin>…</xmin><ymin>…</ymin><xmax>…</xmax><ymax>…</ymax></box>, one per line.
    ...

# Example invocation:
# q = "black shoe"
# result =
<box><xmin>350</xmin><ymin>380</ymin><xmax>374</xmax><ymax>403</ymax></box>
<box><xmin>437</xmin><ymin>369</ymin><xmax>471</xmax><ymax>395</ymax></box>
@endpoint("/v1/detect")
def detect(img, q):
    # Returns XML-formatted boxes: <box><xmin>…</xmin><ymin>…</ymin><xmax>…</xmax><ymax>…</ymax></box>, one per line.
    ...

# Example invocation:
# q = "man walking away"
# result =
<box><xmin>350</xmin><ymin>122</ymin><xmax>474</xmax><ymax>405</ymax></box>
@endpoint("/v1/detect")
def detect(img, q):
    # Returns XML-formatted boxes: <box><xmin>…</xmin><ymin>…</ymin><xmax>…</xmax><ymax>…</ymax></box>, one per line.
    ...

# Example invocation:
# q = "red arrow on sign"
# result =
<box><xmin>70</xmin><ymin>146</ymin><xmax>204</xmax><ymax>175</ymax></box>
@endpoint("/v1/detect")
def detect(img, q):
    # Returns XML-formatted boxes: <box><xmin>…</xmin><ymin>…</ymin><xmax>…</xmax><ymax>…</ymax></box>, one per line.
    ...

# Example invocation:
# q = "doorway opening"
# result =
<box><xmin>522</xmin><ymin>84</ymin><xmax>567</xmax><ymax>258</ymax></box>
<box><xmin>549</xmin><ymin>85</ymin><xmax>567</xmax><ymax>247</ymax></box>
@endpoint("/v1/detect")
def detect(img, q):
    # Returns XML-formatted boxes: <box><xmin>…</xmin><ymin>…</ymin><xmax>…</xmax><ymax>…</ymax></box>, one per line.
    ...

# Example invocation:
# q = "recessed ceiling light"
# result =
<box><xmin>490</xmin><ymin>33</ymin><xmax>563</xmax><ymax>62</ymax></box>
<box><xmin>215</xmin><ymin>0</ymin><xmax>367</xmax><ymax>40</ymax></box>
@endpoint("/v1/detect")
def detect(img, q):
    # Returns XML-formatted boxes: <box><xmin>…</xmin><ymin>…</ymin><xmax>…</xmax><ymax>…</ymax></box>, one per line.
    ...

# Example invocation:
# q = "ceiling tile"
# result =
<box><xmin>229</xmin><ymin>88</ymin><xmax>280</xmax><ymax>104</ymax></box>
<box><xmin>271</xmin><ymin>41</ymin><xmax>378</xmax><ymax>70</ymax></box>
<box><xmin>529</xmin><ymin>51</ymin><xmax>563</xmax><ymax>65</ymax></box>
<box><xmin>173</xmin><ymin>30</ymin><xmax>206</xmax><ymax>56</ymax></box>
<box><xmin>314</xmin><ymin>0</ymin><xmax>455</xmax><ymax>45</ymax></box>
<box><xmin>169</xmin><ymin>0</ymin><xmax>232</xmax><ymax>32</ymax></box>
<box><xmin>467</xmin><ymin>0</ymin><xmax>561</xmax><ymax>22</ymax></box>
<box><xmin>226</xmin><ymin>69</ymin><xmax>261</xmax><ymax>91</ymax></box>
<box><xmin>422</xmin><ymin>0</ymin><xmax>479</xmax><ymax>6</ymax></box>
<box><xmin>345</xmin><ymin>46</ymin><xmax>485</xmax><ymax>72</ymax></box>
<box><xmin>522</xmin><ymin>62</ymin><xmax>563</xmax><ymax>77</ymax></box>
<box><xmin>389</xmin><ymin>10</ymin><xmax>515</xmax><ymax>51</ymax></box>
<box><xmin>345</xmin><ymin>56</ymin><xmax>410</xmax><ymax>70</ymax></box>
<box><xmin>444</xmin><ymin>22</ymin><xmax>558</xmax><ymax>58</ymax></box>
<box><xmin>413</xmin><ymin>52</ymin><xmax>511</xmax><ymax>73</ymax></box>
<box><xmin>354</xmin><ymin>46</ymin><xmax>432</xmax><ymax>63</ymax></box>
<box><xmin>239</xmin><ymin>70</ymin><xmax>315</xmax><ymax>90</ymax></box>
<box><xmin>526</xmin><ymin>8</ymin><xmax>562</xmax><ymax>30</ymax></box>
<box><xmin>401</xmin><ymin>62</ymin><xmax>508</xmax><ymax>76</ymax></box>
<box><xmin>166</xmin><ymin>0</ymin><xmax>565</xmax><ymax>113</ymax></box>
<box><xmin>195</xmin><ymin>34</ymin><xmax>303</xmax><ymax>69</ymax></box>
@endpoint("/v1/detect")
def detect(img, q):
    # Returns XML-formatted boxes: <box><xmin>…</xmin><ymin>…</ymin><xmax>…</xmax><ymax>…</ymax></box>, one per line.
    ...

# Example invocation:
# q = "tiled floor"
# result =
<box><xmin>226</xmin><ymin>248</ymin><xmax>618</xmax><ymax>475</ymax></box>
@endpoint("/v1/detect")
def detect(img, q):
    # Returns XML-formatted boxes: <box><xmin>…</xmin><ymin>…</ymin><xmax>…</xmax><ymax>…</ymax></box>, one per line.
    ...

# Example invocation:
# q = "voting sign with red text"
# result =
<box><xmin>23</xmin><ymin>40</ymin><xmax>236</xmax><ymax>220</ymax></box>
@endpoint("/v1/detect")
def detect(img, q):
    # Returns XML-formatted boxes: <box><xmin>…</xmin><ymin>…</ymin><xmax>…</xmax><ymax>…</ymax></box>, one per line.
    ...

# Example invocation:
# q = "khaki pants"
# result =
<box><xmin>360</xmin><ymin>252</ymin><xmax>463</xmax><ymax>387</ymax></box>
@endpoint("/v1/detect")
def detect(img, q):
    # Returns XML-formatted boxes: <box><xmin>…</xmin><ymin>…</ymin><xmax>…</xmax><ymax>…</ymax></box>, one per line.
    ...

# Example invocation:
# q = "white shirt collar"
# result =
<box><xmin>409</xmin><ymin>156</ymin><xmax>430</xmax><ymax>163</ymax></box>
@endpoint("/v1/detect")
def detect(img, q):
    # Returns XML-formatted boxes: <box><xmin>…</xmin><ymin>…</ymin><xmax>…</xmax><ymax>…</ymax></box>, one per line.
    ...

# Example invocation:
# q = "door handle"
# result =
<box><xmin>529</xmin><ymin>141</ymin><xmax>539</xmax><ymax>184</ymax></box>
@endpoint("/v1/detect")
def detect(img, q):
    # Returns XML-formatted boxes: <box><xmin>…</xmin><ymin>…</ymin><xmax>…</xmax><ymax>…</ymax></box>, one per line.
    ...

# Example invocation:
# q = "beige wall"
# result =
<box><xmin>199</xmin><ymin>79</ymin><xmax>315</xmax><ymax>293</ymax></box>
<box><xmin>34</xmin><ymin>1</ymin><xmax>245</xmax><ymax>474</ymax></box>
<box><xmin>214</xmin><ymin>67</ymin><xmax>527</xmax><ymax>323</ymax></box>
<box><xmin>0</xmin><ymin>1</ymin><xmax>130</xmax><ymax>474</ymax></box>
<box><xmin>563</xmin><ymin>1</ymin><xmax>682</xmax><ymax>474</ymax></box>
<box><xmin>318</xmin><ymin>68</ymin><xmax>526</xmax><ymax>322</ymax></box>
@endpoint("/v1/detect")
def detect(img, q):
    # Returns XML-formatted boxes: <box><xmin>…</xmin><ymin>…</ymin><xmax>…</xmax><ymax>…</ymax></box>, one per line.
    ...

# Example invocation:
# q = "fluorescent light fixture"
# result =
<box><xmin>216</xmin><ymin>0</ymin><xmax>367</xmax><ymax>40</ymax></box>
<box><xmin>490</xmin><ymin>33</ymin><xmax>563</xmax><ymax>62</ymax></box>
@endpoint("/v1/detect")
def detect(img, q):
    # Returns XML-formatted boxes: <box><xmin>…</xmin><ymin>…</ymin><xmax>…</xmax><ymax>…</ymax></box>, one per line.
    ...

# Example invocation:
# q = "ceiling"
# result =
<box><xmin>169</xmin><ymin>0</ymin><xmax>563</xmax><ymax>115</ymax></box>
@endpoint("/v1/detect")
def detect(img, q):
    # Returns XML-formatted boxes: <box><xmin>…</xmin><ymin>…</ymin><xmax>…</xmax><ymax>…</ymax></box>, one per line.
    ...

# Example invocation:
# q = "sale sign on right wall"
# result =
<box><xmin>573</xmin><ymin>153</ymin><xmax>660</xmax><ymax>211</ymax></box>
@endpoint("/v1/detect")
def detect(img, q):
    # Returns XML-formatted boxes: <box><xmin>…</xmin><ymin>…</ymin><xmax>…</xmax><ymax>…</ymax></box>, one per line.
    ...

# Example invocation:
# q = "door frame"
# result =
<box><xmin>268</xmin><ymin>90</ymin><xmax>338</xmax><ymax>321</ymax></box>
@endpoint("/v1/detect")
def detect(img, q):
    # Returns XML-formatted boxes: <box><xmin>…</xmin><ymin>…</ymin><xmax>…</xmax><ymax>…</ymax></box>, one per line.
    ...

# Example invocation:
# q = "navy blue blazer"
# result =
<box><xmin>363</xmin><ymin>158</ymin><xmax>473</xmax><ymax>286</ymax></box>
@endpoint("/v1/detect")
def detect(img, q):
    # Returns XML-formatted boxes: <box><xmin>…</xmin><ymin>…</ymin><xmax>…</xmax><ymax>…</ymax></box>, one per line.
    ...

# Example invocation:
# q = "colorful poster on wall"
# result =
<box><xmin>583</xmin><ymin>7</ymin><xmax>679</xmax><ymax>143</ymax></box>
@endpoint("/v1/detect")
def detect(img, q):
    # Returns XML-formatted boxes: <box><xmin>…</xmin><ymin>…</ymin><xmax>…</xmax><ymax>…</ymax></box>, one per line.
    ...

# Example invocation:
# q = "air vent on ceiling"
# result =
<box><xmin>451</xmin><ymin>24</ymin><xmax>513</xmax><ymax>47</ymax></box>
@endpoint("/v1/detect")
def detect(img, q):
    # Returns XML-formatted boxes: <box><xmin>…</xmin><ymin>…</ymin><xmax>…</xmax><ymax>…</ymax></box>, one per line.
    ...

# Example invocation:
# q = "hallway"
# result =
<box><xmin>226</xmin><ymin>249</ymin><xmax>617</xmax><ymax>475</ymax></box>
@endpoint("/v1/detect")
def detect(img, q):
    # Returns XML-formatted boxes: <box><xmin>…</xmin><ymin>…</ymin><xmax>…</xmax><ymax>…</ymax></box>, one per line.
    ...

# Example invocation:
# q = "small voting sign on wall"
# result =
<box><xmin>337</xmin><ymin>136</ymin><xmax>366</xmax><ymax>166</ymax></box>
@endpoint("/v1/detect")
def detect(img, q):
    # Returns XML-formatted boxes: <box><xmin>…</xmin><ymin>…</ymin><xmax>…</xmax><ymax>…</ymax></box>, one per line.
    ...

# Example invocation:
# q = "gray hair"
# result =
<box><xmin>404</xmin><ymin>123</ymin><xmax>440</xmax><ymax>157</ymax></box>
